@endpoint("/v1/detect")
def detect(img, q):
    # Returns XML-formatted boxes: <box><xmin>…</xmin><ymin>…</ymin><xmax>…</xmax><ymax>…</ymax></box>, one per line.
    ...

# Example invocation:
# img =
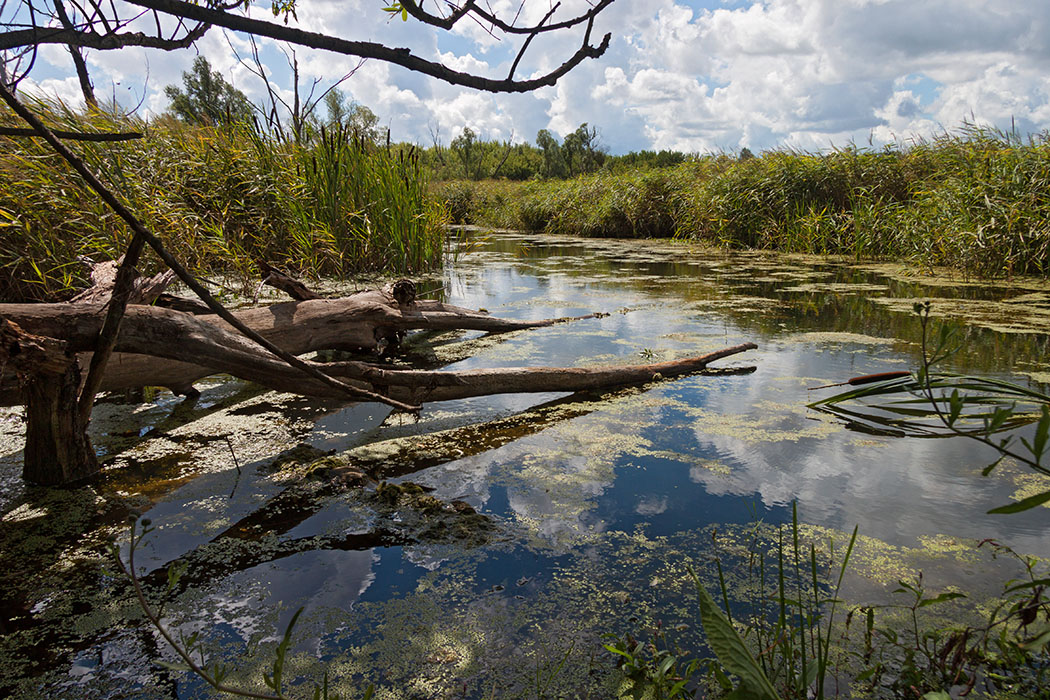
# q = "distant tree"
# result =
<box><xmin>163</xmin><ymin>56</ymin><xmax>253</xmax><ymax>126</ymax></box>
<box><xmin>322</xmin><ymin>88</ymin><xmax>384</xmax><ymax>142</ymax></box>
<box><xmin>562</xmin><ymin>123</ymin><xmax>604</xmax><ymax>176</ymax></box>
<box><xmin>739</xmin><ymin>147</ymin><xmax>755</xmax><ymax>161</ymax></box>
<box><xmin>536</xmin><ymin>129</ymin><xmax>566</xmax><ymax>178</ymax></box>
<box><xmin>322</xmin><ymin>88</ymin><xmax>346</xmax><ymax>127</ymax></box>
<box><xmin>347</xmin><ymin>102</ymin><xmax>381</xmax><ymax>143</ymax></box>
<box><xmin>451</xmin><ymin>126</ymin><xmax>483</xmax><ymax>179</ymax></box>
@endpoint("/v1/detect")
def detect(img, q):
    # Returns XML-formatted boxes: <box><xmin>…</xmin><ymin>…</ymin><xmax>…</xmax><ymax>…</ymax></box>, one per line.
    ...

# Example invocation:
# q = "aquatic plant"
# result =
<box><xmin>679</xmin><ymin>510</ymin><xmax>1050</xmax><ymax>699</ymax></box>
<box><xmin>810</xmin><ymin>301</ymin><xmax>1050</xmax><ymax>513</ymax></box>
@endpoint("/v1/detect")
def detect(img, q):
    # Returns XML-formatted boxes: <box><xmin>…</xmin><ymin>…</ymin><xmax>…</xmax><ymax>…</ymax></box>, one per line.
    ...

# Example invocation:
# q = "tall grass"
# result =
<box><xmin>0</xmin><ymin>97</ymin><xmax>447</xmax><ymax>301</ymax></box>
<box><xmin>441</xmin><ymin>122</ymin><xmax>1050</xmax><ymax>277</ymax></box>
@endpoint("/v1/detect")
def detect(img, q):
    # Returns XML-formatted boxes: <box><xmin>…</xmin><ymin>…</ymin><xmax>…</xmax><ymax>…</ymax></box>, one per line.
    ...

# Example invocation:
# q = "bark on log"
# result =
<box><xmin>257</xmin><ymin>261</ymin><xmax>322</xmax><ymax>301</ymax></box>
<box><xmin>0</xmin><ymin>292</ymin><xmax>610</xmax><ymax>401</ymax></box>
<box><xmin>70</xmin><ymin>259</ymin><xmax>176</xmax><ymax>305</ymax></box>
<box><xmin>0</xmin><ymin>292</ymin><xmax>755</xmax><ymax>407</ymax></box>
<box><xmin>0</xmin><ymin>318</ymin><xmax>98</xmax><ymax>484</ymax></box>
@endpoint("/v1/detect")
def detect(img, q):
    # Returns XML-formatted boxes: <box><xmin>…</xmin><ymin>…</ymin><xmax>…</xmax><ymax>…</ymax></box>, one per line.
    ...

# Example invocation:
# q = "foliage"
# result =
<box><xmin>323</xmin><ymin>89</ymin><xmax>381</xmax><ymax>143</ymax></box>
<box><xmin>445</xmin><ymin>122</ymin><xmax>1050</xmax><ymax>278</ymax></box>
<box><xmin>678</xmin><ymin>304</ymin><xmax>1050</xmax><ymax>699</ymax></box>
<box><xmin>604</xmin><ymin>626</ymin><xmax>703</xmax><ymax>700</ymax></box>
<box><xmin>164</xmin><ymin>56</ymin><xmax>254</xmax><ymax>126</ymax></box>
<box><xmin>0</xmin><ymin>97</ymin><xmax>446</xmax><ymax>301</ymax></box>
<box><xmin>810</xmin><ymin>301</ymin><xmax>1050</xmax><ymax>513</ymax></box>
<box><xmin>659</xmin><ymin>508</ymin><xmax>1050</xmax><ymax>700</ymax></box>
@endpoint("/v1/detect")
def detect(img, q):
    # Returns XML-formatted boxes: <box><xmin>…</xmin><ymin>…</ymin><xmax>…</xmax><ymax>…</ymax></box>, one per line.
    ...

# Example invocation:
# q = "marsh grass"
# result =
<box><xmin>442</xmin><ymin>122</ymin><xmax>1050</xmax><ymax>277</ymax></box>
<box><xmin>0</xmin><ymin>98</ymin><xmax>447</xmax><ymax>301</ymax></box>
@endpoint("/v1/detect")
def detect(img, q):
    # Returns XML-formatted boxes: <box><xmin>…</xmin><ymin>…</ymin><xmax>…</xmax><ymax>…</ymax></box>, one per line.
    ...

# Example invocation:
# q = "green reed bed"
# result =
<box><xmin>0</xmin><ymin>99</ymin><xmax>447</xmax><ymax>301</ymax></box>
<box><xmin>440</xmin><ymin>123</ymin><xmax>1050</xmax><ymax>277</ymax></box>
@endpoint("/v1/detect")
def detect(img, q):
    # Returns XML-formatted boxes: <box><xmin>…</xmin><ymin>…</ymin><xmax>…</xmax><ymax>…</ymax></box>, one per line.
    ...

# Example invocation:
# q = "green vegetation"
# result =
<box><xmin>0</xmin><ymin>97</ymin><xmax>446</xmax><ymax>301</ymax></box>
<box><xmin>441</xmin><ymin>123</ymin><xmax>1050</xmax><ymax>277</ymax></box>
<box><xmin>676</xmin><ymin>511</ymin><xmax>1050</xmax><ymax>700</ymax></box>
<box><xmin>164</xmin><ymin>56</ymin><xmax>254</xmax><ymax>127</ymax></box>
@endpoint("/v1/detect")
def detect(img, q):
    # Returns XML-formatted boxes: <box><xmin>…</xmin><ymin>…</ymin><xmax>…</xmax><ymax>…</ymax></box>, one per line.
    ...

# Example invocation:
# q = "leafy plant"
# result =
<box><xmin>604</xmin><ymin>626</ymin><xmax>702</xmax><ymax>699</ymax></box>
<box><xmin>809</xmin><ymin>301</ymin><xmax>1050</xmax><ymax>513</ymax></box>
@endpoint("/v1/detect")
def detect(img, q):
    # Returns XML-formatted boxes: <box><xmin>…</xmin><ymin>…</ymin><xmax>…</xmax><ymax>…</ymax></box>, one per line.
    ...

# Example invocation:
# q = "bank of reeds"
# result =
<box><xmin>441</xmin><ymin>123</ymin><xmax>1050</xmax><ymax>277</ymax></box>
<box><xmin>0</xmin><ymin>98</ymin><xmax>446</xmax><ymax>301</ymax></box>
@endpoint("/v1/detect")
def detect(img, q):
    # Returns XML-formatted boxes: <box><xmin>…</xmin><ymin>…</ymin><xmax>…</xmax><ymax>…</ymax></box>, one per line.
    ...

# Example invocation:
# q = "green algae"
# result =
<box><xmin>872</xmin><ymin>295</ymin><xmax>1050</xmax><ymax>335</ymax></box>
<box><xmin>781</xmin><ymin>331</ymin><xmax>902</xmax><ymax>346</ymax></box>
<box><xmin>4</xmin><ymin>234</ymin><xmax>1050</xmax><ymax>697</ymax></box>
<box><xmin>780</xmin><ymin>282</ymin><xmax>890</xmax><ymax>294</ymax></box>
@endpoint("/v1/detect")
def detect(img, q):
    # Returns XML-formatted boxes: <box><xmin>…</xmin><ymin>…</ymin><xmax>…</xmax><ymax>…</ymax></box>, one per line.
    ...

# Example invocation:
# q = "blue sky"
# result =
<box><xmin>11</xmin><ymin>0</ymin><xmax>1050</xmax><ymax>154</ymax></box>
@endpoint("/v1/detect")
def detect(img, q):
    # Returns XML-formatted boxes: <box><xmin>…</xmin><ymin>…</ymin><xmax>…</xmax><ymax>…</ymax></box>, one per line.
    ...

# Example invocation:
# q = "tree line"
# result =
<box><xmin>163</xmin><ymin>56</ymin><xmax>692</xmax><ymax>182</ymax></box>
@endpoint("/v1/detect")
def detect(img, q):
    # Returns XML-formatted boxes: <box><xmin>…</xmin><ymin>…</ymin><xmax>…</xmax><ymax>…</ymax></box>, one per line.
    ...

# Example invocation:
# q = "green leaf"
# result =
<box><xmin>1003</xmin><ymin>577</ymin><xmax>1050</xmax><ymax>594</ymax></box>
<box><xmin>921</xmin><ymin>692</ymin><xmax>952</xmax><ymax>700</ymax></box>
<box><xmin>156</xmin><ymin>660</ymin><xmax>193</xmax><ymax>672</ymax></box>
<box><xmin>988</xmin><ymin>488</ymin><xmax>1050</xmax><ymax>514</ymax></box>
<box><xmin>981</xmin><ymin>455</ymin><xmax>1005</xmax><ymax>476</ymax></box>
<box><xmin>917</xmin><ymin>591</ymin><xmax>966</xmax><ymax>608</ymax></box>
<box><xmin>1022</xmin><ymin>624</ymin><xmax>1050</xmax><ymax>651</ymax></box>
<box><xmin>689</xmin><ymin>566</ymin><xmax>781</xmax><ymax>700</ymax></box>
<box><xmin>948</xmin><ymin>389</ymin><xmax>963</xmax><ymax>425</ymax></box>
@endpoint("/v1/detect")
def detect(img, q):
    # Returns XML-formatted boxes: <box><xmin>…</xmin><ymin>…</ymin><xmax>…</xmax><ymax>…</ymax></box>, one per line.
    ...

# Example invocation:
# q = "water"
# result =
<box><xmin>2</xmin><ymin>232</ymin><xmax>1050</xmax><ymax>698</ymax></box>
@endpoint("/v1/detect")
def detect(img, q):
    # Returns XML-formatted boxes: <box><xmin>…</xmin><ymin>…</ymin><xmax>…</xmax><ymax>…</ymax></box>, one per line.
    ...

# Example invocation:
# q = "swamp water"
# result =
<box><xmin>2</xmin><ymin>231</ymin><xmax>1050</xmax><ymax>698</ymax></box>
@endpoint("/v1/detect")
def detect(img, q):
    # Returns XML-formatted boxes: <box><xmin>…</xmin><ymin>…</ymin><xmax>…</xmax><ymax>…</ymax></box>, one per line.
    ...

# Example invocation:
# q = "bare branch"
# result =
<box><xmin>401</xmin><ymin>0</ymin><xmax>615</xmax><ymax>36</ymax></box>
<box><xmin>0</xmin><ymin>23</ymin><xmax>209</xmax><ymax>52</ymax></box>
<box><xmin>121</xmin><ymin>0</ymin><xmax>610</xmax><ymax>93</ymax></box>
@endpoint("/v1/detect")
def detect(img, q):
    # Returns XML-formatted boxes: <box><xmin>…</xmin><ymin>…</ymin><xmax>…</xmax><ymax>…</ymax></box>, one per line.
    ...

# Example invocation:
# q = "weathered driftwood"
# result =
<box><xmin>70</xmin><ymin>258</ymin><xmax>176</xmax><ymax>306</ymax></box>
<box><xmin>0</xmin><ymin>291</ymin><xmax>753</xmax><ymax>405</ymax></box>
<box><xmin>0</xmin><ymin>284</ymin><xmax>759</xmax><ymax>487</ymax></box>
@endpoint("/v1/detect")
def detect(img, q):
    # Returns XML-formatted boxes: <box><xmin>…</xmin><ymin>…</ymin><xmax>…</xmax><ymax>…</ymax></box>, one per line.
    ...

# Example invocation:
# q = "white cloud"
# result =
<box><xmin>14</xmin><ymin>0</ymin><xmax>1050</xmax><ymax>153</ymax></box>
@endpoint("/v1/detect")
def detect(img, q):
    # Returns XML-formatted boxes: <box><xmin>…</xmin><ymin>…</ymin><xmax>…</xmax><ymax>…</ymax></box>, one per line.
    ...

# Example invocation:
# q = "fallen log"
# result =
<box><xmin>0</xmin><ymin>294</ymin><xmax>756</xmax><ymax>404</ymax></box>
<box><xmin>0</xmin><ymin>284</ymin><xmax>759</xmax><ymax>487</ymax></box>
<box><xmin>0</xmin><ymin>290</ymin><xmax>610</xmax><ymax>401</ymax></box>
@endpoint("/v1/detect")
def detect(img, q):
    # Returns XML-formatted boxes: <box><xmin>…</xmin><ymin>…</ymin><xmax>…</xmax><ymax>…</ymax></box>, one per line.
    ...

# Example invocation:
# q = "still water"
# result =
<box><xmin>2</xmin><ymin>231</ymin><xmax>1050</xmax><ymax>698</ymax></box>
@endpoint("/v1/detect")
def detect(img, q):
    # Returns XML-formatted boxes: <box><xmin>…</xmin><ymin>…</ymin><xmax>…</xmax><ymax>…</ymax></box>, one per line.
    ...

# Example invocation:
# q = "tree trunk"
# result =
<box><xmin>1</xmin><ymin>318</ymin><xmax>98</xmax><ymax>485</ymax></box>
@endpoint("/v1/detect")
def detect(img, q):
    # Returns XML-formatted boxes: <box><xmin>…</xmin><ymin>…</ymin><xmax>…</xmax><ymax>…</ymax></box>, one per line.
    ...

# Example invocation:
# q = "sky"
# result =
<box><xmin>11</xmin><ymin>0</ymin><xmax>1050</xmax><ymax>154</ymax></box>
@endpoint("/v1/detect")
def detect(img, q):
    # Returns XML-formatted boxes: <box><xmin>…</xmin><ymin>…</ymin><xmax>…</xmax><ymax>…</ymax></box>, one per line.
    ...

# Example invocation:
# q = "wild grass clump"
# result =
<box><xmin>0</xmin><ymin>97</ymin><xmax>447</xmax><ymax>301</ymax></box>
<box><xmin>446</xmin><ymin>122</ymin><xmax>1050</xmax><ymax>278</ymax></box>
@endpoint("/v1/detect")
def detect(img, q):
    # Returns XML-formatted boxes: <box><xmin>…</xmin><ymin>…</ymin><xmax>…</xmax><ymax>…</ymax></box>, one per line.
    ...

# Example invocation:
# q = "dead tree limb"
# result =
<box><xmin>0</xmin><ymin>84</ymin><xmax>418</xmax><ymax>413</ymax></box>
<box><xmin>1</xmin><ymin>295</ymin><xmax>755</xmax><ymax>404</ymax></box>
<box><xmin>0</xmin><ymin>127</ymin><xmax>143</xmax><ymax>141</ymax></box>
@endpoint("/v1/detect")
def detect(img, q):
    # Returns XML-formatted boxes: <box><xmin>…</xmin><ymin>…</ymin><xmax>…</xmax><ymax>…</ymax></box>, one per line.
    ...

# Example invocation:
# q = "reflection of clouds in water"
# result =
<box><xmin>635</xmin><ymin>496</ymin><xmax>668</xmax><ymax>515</ymax></box>
<box><xmin>687</xmin><ymin>344</ymin><xmax>1050</xmax><ymax>556</ymax></box>
<box><xmin>194</xmin><ymin>549</ymin><xmax>377</xmax><ymax>650</ymax></box>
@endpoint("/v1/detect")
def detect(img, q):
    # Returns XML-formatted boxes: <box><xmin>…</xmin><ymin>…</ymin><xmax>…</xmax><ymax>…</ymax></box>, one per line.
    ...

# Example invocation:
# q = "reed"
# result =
<box><xmin>0</xmin><ymin>98</ymin><xmax>447</xmax><ymax>301</ymax></box>
<box><xmin>443</xmin><ymin>122</ymin><xmax>1050</xmax><ymax>278</ymax></box>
